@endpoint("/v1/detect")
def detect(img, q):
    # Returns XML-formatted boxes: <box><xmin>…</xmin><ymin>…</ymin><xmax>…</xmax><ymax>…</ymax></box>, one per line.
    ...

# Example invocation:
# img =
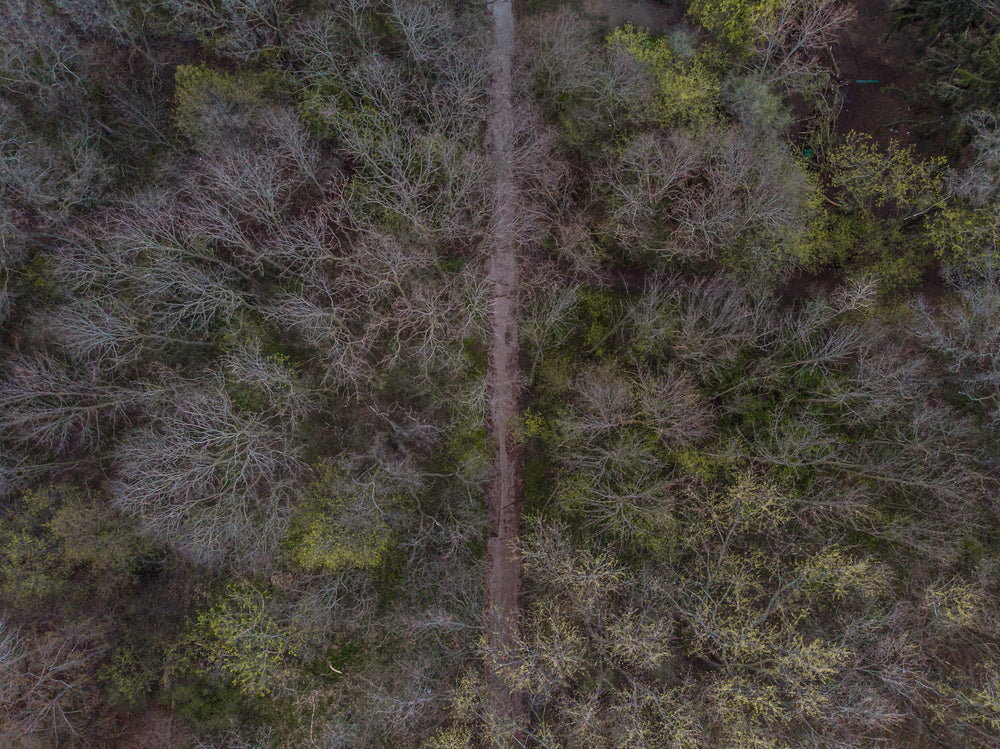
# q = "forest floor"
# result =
<box><xmin>831</xmin><ymin>0</ymin><xmax>932</xmax><ymax>150</ymax></box>
<box><xmin>581</xmin><ymin>0</ymin><xmax>681</xmax><ymax>32</ymax></box>
<box><xmin>485</xmin><ymin>0</ymin><xmax>529</xmax><ymax>739</ymax></box>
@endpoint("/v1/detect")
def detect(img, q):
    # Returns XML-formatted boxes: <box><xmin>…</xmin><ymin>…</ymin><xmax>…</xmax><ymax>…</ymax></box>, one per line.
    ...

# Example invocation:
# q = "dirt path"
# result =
<box><xmin>484</xmin><ymin>0</ymin><xmax>528</xmax><ymax>740</ymax></box>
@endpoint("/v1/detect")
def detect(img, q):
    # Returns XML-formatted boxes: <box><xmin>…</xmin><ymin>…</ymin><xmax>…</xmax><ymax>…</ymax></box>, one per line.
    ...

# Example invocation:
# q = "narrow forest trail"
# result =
<box><xmin>484</xmin><ymin>0</ymin><xmax>528</xmax><ymax>740</ymax></box>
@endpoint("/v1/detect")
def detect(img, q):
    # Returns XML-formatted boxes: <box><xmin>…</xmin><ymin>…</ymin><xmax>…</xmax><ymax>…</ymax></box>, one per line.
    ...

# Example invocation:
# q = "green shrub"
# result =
<box><xmin>0</xmin><ymin>484</ymin><xmax>158</xmax><ymax>611</ymax></box>
<box><xmin>722</xmin><ymin>72</ymin><xmax>793</xmax><ymax>133</ymax></box>
<box><xmin>892</xmin><ymin>0</ymin><xmax>1000</xmax><ymax>118</ymax></box>
<box><xmin>162</xmin><ymin>675</ymin><xmax>246</xmax><ymax>729</ymax></box>
<box><xmin>173</xmin><ymin>63</ymin><xmax>283</xmax><ymax>147</ymax></box>
<box><xmin>196</xmin><ymin>584</ymin><xmax>297</xmax><ymax>698</ymax></box>
<box><xmin>927</xmin><ymin>204</ymin><xmax>1000</xmax><ymax>266</ymax></box>
<box><xmin>284</xmin><ymin>463</ymin><xmax>404</xmax><ymax>573</ymax></box>
<box><xmin>98</xmin><ymin>644</ymin><xmax>158</xmax><ymax>710</ymax></box>
<box><xmin>794</xmin><ymin>132</ymin><xmax>949</xmax><ymax>291</ymax></box>
<box><xmin>152</xmin><ymin>0</ymin><xmax>293</xmax><ymax>62</ymax></box>
<box><xmin>826</xmin><ymin>132</ymin><xmax>946</xmax><ymax>218</ymax></box>
<box><xmin>793</xmin><ymin>209</ymin><xmax>869</xmax><ymax>270</ymax></box>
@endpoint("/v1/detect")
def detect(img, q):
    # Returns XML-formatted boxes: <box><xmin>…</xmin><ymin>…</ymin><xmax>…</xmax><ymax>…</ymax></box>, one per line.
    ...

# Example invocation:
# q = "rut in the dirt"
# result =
<box><xmin>484</xmin><ymin>0</ymin><xmax>528</xmax><ymax>739</ymax></box>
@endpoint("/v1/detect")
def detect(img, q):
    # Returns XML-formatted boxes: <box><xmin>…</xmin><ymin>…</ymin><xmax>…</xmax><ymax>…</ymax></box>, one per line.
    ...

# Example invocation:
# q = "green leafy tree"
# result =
<box><xmin>688</xmin><ymin>0</ymin><xmax>785</xmax><ymax>53</ymax></box>
<box><xmin>187</xmin><ymin>584</ymin><xmax>297</xmax><ymax>699</ymax></box>
<box><xmin>606</xmin><ymin>24</ymin><xmax>721</xmax><ymax>129</ymax></box>
<box><xmin>797</xmin><ymin>131</ymin><xmax>948</xmax><ymax>289</ymax></box>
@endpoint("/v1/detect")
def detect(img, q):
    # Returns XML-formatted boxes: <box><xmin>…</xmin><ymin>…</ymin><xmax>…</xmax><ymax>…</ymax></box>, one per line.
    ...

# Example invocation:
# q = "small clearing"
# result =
<box><xmin>831</xmin><ymin>0</ymin><xmax>929</xmax><ymax>148</ymax></box>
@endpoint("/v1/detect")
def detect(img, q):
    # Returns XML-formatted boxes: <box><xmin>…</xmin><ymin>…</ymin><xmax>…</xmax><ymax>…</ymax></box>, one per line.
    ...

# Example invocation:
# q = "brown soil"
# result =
<box><xmin>484</xmin><ymin>0</ymin><xmax>529</xmax><ymax>741</ymax></box>
<box><xmin>581</xmin><ymin>0</ymin><xmax>682</xmax><ymax>33</ymax></box>
<box><xmin>831</xmin><ymin>0</ymin><xmax>936</xmax><ymax>150</ymax></box>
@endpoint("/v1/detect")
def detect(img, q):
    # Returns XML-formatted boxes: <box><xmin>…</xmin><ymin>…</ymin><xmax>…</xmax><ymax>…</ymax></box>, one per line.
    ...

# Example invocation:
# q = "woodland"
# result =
<box><xmin>2</xmin><ymin>0</ymin><xmax>1000</xmax><ymax>746</ymax></box>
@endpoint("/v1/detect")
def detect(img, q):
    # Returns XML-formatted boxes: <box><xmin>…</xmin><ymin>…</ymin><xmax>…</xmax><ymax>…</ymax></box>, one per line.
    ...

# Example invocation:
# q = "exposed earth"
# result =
<box><xmin>831</xmin><ymin>0</ymin><xmax>937</xmax><ymax>151</ymax></box>
<box><xmin>582</xmin><ymin>0</ymin><xmax>682</xmax><ymax>33</ymax></box>
<box><xmin>484</xmin><ymin>0</ymin><xmax>529</xmax><ymax>740</ymax></box>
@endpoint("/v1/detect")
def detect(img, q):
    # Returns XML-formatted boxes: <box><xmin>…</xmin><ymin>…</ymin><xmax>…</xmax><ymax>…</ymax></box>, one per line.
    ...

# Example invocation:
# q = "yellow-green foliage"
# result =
<box><xmin>0</xmin><ymin>484</ymin><xmax>153</xmax><ymax>609</ymax></box>
<box><xmin>966</xmin><ymin>668</ymin><xmax>1000</xmax><ymax>732</ymax></box>
<box><xmin>444</xmin><ymin>416</ymin><xmax>491</xmax><ymax>483</ymax></box>
<box><xmin>922</xmin><ymin>664</ymin><xmax>1000</xmax><ymax>739</ymax></box>
<box><xmin>535</xmin><ymin>348</ymin><xmax>576</xmax><ymax>395</ymax></box>
<box><xmin>186</xmin><ymin>584</ymin><xmax>297</xmax><ymax>698</ymax></box>
<box><xmin>576</xmin><ymin>287</ymin><xmax>618</xmax><ymax>355</ymax></box>
<box><xmin>285</xmin><ymin>464</ymin><xmax>398</xmax><ymax>572</ymax></box>
<box><xmin>515</xmin><ymin>408</ymin><xmax>554</xmax><ymax>442</ymax></box>
<box><xmin>711</xmin><ymin>470</ymin><xmax>790</xmax><ymax>531</ymax></box>
<box><xmin>98</xmin><ymin>645</ymin><xmax>154</xmax><ymax>709</ymax></box>
<box><xmin>488</xmin><ymin>601</ymin><xmax>589</xmax><ymax>698</ymax></box>
<box><xmin>687</xmin><ymin>0</ymin><xmax>784</xmax><ymax>52</ymax></box>
<box><xmin>521</xmin><ymin>523</ymin><xmax>627</xmax><ymax>618</ymax></box>
<box><xmin>290</xmin><ymin>509</ymin><xmax>392</xmax><ymax>572</ymax></box>
<box><xmin>503</xmin><ymin>471</ymin><xmax>895</xmax><ymax>746</ymax></box>
<box><xmin>426</xmin><ymin>726</ymin><xmax>474</xmax><ymax>749</ymax></box>
<box><xmin>173</xmin><ymin>63</ymin><xmax>269</xmax><ymax>144</ymax></box>
<box><xmin>21</xmin><ymin>253</ymin><xmax>55</xmax><ymax>299</ymax></box>
<box><xmin>674</xmin><ymin>446</ymin><xmax>733</xmax><ymax>481</ymax></box>
<box><xmin>796</xmin><ymin>209</ymin><xmax>929</xmax><ymax>290</ymax></box>
<box><xmin>0</xmin><ymin>531</ymin><xmax>53</xmax><ymax>606</ymax></box>
<box><xmin>795</xmin><ymin>132</ymin><xmax>949</xmax><ymax>289</ymax></box>
<box><xmin>607</xmin><ymin>25</ymin><xmax>720</xmax><ymax>129</ymax></box>
<box><xmin>797</xmin><ymin>547</ymin><xmax>890</xmax><ymax>601</ymax></box>
<box><xmin>927</xmin><ymin>204</ymin><xmax>1000</xmax><ymax>265</ymax></box>
<box><xmin>922</xmin><ymin>581</ymin><xmax>982</xmax><ymax>629</ymax></box>
<box><xmin>431</xmin><ymin>670</ymin><xmax>490</xmax><ymax>747</ymax></box>
<box><xmin>827</xmin><ymin>131</ymin><xmax>946</xmax><ymax>217</ymax></box>
<box><xmin>792</xmin><ymin>207</ymin><xmax>866</xmax><ymax>269</ymax></box>
<box><xmin>674</xmin><ymin>473</ymin><xmax>893</xmax><ymax>739</ymax></box>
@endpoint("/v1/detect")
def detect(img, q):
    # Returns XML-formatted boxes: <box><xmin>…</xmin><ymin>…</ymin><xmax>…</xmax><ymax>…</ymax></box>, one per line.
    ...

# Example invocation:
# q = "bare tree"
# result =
<box><xmin>387</xmin><ymin>0</ymin><xmax>462</xmax><ymax>70</ymax></box>
<box><xmin>136</xmin><ymin>255</ymin><xmax>244</xmax><ymax>340</ymax></box>
<box><xmin>0</xmin><ymin>102</ymin><xmax>110</xmax><ymax>226</ymax></box>
<box><xmin>289</xmin><ymin>1</ymin><xmax>492</xmax><ymax>242</ymax></box>
<box><xmin>555</xmin><ymin>363</ymin><xmax>633</xmax><ymax>442</ymax></box>
<box><xmin>152</xmin><ymin>0</ymin><xmax>293</xmax><ymax>61</ymax></box>
<box><xmin>0</xmin><ymin>0</ymin><xmax>82</xmax><ymax>102</ymax></box>
<box><xmin>111</xmin><ymin>380</ymin><xmax>301</xmax><ymax>568</ymax></box>
<box><xmin>334</xmin><ymin>104</ymin><xmax>491</xmax><ymax>241</ymax></box>
<box><xmin>647</xmin><ymin>276</ymin><xmax>776</xmax><ymax>385</ymax></box>
<box><xmin>951</xmin><ymin>110</ymin><xmax>1000</xmax><ymax>205</ymax></box>
<box><xmin>754</xmin><ymin>0</ymin><xmax>857</xmax><ymax>96</ymax></box>
<box><xmin>599</xmin><ymin>131</ymin><xmax>702</xmax><ymax>260</ymax></box>
<box><xmin>267</xmin><ymin>229</ymin><xmax>487</xmax><ymax>398</ymax></box>
<box><xmin>522</xmin><ymin>7</ymin><xmax>655</xmax><ymax>144</ymax></box>
<box><xmin>550</xmin><ymin>363</ymin><xmax>688</xmax><ymax>546</ymax></box>
<box><xmin>0</xmin><ymin>355</ymin><xmax>150</xmax><ymax>455</ymax></box>
<box><xmin>913</xmin><ymin>271</ymin><xmax>1000</xmax><ymax>426</ymax></box>
<box><xmin>636</xmin><ymin>366</ymin><xmax>716</xmax><ymax>448</ymax></box>
<box><xmin>286</xmin><ymin>0</ymin><xmax>380</xmax><ymax>80</ymax></box>
<box><xmin>0</xmin><ymin>618</ymin><xmax>106</xmax><ymax>746</ymax></box>
<box><xmin>221</xmin><ymin>340</ymin><xmax>315</xmax><ymax>425</ymax></box>
<box><xmin>598</xmin><ymin>128</ymin><xmax>811</xmax><ymax>266</ymax></box>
